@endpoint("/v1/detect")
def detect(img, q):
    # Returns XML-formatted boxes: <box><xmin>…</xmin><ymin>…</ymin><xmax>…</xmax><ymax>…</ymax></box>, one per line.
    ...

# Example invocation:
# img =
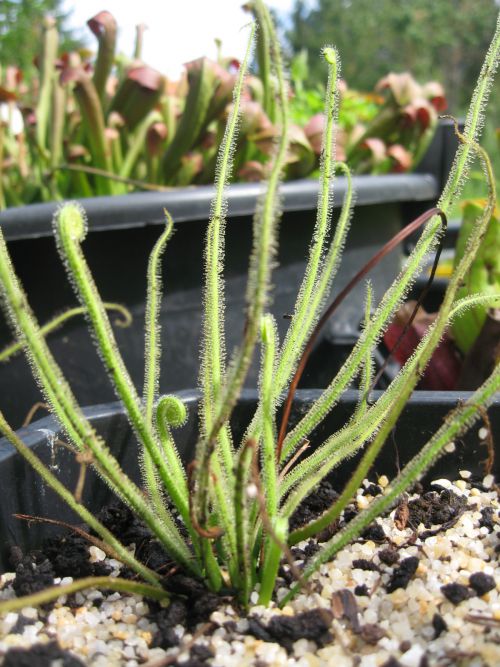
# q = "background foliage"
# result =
<box><xmin>0</xmin><ymin>0</ymin><xmax>81</xmax><ymax>76</ymax></box>
<box><xmin>287</xmin><ymin>0</ymin><xmax>499</xmax><ymax>195</ymax></box>
<box><xmin>287</xmin><ymin>0</ymin><xmax>498</xmax><ymax>111</ymax></box>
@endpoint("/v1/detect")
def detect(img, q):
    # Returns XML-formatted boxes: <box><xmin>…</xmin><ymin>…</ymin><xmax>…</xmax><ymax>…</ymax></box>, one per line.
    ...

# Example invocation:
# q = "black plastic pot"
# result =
<box><xmin>0</xmin><ymin>388</ymin><xmax>498</xmax><ymax>571</ymax></box>
<box><xmin>0</xmin><ymin>173</ymin><xmax>438</xmax><ymax>428</ymax></box>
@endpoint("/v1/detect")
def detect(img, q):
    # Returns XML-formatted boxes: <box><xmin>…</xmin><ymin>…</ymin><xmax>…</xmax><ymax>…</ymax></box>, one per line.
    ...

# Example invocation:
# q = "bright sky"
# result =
<box><xmin>64</xmin><ymin>1</ymin><xmax>295</xmax><ymax>79</ymax></box>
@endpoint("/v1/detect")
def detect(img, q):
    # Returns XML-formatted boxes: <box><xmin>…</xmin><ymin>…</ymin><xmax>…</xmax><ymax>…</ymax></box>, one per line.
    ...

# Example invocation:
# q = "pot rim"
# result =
<box><xmin>0</xmin><ymin>175</ymin><xmax>438</xmax><ymax>242</ymax></box>
<box><xmin>2</xmin><ymin>387</ymin><xmax>498</xmax><ymax>461</ymax></box>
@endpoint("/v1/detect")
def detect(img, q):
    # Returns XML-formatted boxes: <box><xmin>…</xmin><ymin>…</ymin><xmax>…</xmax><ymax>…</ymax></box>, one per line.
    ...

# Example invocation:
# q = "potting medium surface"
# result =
<box><xmin>0</xmin><ymin>472</ymin><xmax>499</xmax><ymax>667</ymax></box>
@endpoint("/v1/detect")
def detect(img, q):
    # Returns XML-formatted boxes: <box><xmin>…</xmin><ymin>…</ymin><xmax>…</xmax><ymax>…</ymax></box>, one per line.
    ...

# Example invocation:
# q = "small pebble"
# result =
<box><xmin>88</xmin><ymin>547</ymin><xmax>106</xmax><ymax>563</ymax></box>
<box><xmin>357</xmin><ymin>495</ymin><xmax>370</xmax><ymax>510</ymax></box>
<box><xmin>483</xmin><ymin>474</ymin><xmax>494</xmax><ymax>489</ymax></box>
<box><xmin>431</xmin><ymin>479</ymin><xmax>452</xmax><ymax>490</ymax></box>
<box><xmin>0</xmin><ymin>475</ymin><xmax>498</xmax><ymax>667</ymax></box>
<box><xmin>400</xmin><ymin>644</ymin><xmax>424</xmax><ymax>667</ymax></box>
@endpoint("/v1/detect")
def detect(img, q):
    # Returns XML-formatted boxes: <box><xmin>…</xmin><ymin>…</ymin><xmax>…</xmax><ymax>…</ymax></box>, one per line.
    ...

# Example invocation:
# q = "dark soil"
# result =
<box><xmin>188</xmin><ymin>642</ymin><xmax>215</xmax><ymax>664</ymax></box>
<box><xmin>354</xmin><ymin>583</ymin><xmax>370</xmax><ymax>596</ymax></box>
<box><xmin>2</xmin><ymin>477</ymin><xmax>495</xmax><ymax>665</ymax></box>
<box><xmin>11</xmin><ymin>551</ymin><xmax>55</xmax><ymax>599</ymax></box>
<box><xmin>440</xmin><ymin>571</ymin><xmax>496</xmax><ymax>605</ymax></box>
<box><xmin>2</xmin><ymin>641</ymin><xmax>85</xmax><ymax>667</ymax></box>
<box><xmin>154</xmin><ymin>573</ymin><xmax>227</xmax><ymax>632</ymax></box>
<box><xmin>8</xmin><ymin>613</ymin><xmax>37</xmax><ymax>635</ymax></box>
<box><xmin>381</xmin><ymin>658</ymin><xmax>403</xmax><ymax>667</ymax></box>
<box><xmin>469</xmin><ymin>572</ymin><xmax>496</xmax><ymax>596</ymax></box>
<box><xmin>290</xmin><ymin>539</ymin><xmax>320</xmax><ymax>561</ymax></box>
<box><xmin>352</xmin><ymin>558</ymin><xmax>381</xmax><ymax>572</ymax></box>
<box><xmin>361</xmin><ymin>523</ymin><xmax>386</xmax><ymax>542</ymax></box>
<box><xmin>385</xmin><ymin>556</ymin><xmax>419</xmax><ymax>593</ymax></box>
<box><xmin>288</xmin><ymin>480</ymin><xmax>338</xmax><ymax>532</ymax></box>
<box><xmin>365</xmin><ymin>483</ymin><xmax>383</xmax><ymax>497</ymax></box>
<box><xmin>8</xmin><ymin>533</ymin><xmax>113</xmax><ymax>593</ymax></box>
<box><xmin>378</xmin><ymin>547</ymin><xmax>400</xmax><ymax>565</ymax></box>
<box><xmin>441</xmin><ymin>583</ymin><xmax>472</xmax><ymax>605</ymax></box>
<box><xmin>44</xmin><ymin>533</ymin><xmax>112</xmax><ymax>579</ymax></box>
<box><xmin>149</xmin><ymin>598</ymin><xmax>188</xmax><ymax>649</ymax></box>
<box><xmin>247</xmin><ymin>608</ymin><xmax>334</xmax><ymax>652</ymax></box>
<box><xmin>479</xmin><ymin>506</ymin><xmax>495</xmax><ymax>531</ymax></box>
<box><xmin>97</xmin><ymin>501</ymin><xmax>179</xmax><ymax>573</ymax></box>
<box><xmin>432</xmin><ymin>612</ymin><xmax>448</xmax><ymax>638</ymax></box>
<box><xmin>97</xmin><ymin>502</ymin><xmax>151</xmax><ymax>545</ymax></box>
<box><xmin>408</xmin><ymin>488</ymin><xmax>466</xmax><ymax>529</ymax></box>
<box><xmin>288</xmin><ymin>479</ymin><xmax>389</xmax><ymax>545</ymax></box>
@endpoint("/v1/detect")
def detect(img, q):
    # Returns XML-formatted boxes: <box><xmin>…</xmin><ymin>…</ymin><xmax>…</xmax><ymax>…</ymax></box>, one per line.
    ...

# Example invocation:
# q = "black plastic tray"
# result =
<box><xmin>0</xmin><ymin>180</ymin><xmax>422</xmax><ymax>427</ymax></box>
<box><xmin>0</xmin><ymin>388</ymin><xmax>497</xmax><ymax>571</ymax></box>
<box><xmin>0</xmin><ymin>120</ymin><xmax>459</xmax><ymax>427</ymax></box>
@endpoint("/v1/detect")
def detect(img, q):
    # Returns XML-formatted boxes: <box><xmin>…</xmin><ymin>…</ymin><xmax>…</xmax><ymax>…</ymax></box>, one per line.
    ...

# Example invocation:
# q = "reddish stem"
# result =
<box><xmin>369</xmin><ymin>209</ymin><xmax>447</xmax><ymax>391</ymax></box>
<box><xmin>276</xmin><ymin>207</ymin><xmax>446</xmax><ymax>461</ymax></box>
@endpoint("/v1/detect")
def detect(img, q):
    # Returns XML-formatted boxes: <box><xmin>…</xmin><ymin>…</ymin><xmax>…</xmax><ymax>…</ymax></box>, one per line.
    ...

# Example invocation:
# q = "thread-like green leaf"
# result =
<box><xmin>0</xmin><ymin>576</ymin><xmax>167</xmax><ymax>614</ymax></box>
<box><xmin>0</xmin><ymin>303</ymin><xmax>131</xmax><ymax>363</ymax></box>
<box><xmin>0</xmin><ymin>412</ymin><xmax>161</xmax><ymax>586</ymax></box>
<box><xmin>54</xmin><ymin>203</ymin><xmax>195</xmax><ymax>551</ymax></box>
<box><xmin>282</xmin><ymin>361</ymin><xmax>500</xmax><ymax>605</ymax></box>
<box><xmin>0</xmin><ymin>226</ymin><xmax>197</xmax><ymax>573</ymax></box>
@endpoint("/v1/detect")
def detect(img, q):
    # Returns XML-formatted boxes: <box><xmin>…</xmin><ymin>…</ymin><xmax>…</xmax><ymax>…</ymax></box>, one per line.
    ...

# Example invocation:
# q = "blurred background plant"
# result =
<box><xmin>0</xmin><ymin>0</ymin><xmax>82</xmax><ymax>78</ymax></box>
<box><xmin>283</xmin><ymin>0</ymin><xmax>499</xmax><ymax>386</ymax></box>
<box><xmin>287</xmin><ymin>0</ymin><xmax>500</xmax><ymax>204</ymax></box>
<box><xmin>289</xmin><ymin>49</ymin><xmax>446</xmax><ymax>177</ymax></box>
<box><xmin>0</xmin><ymin>1</ymin><xmax>497</xmax><ymax>391</ymax></box>
<box><xmin>0</xmin><ymin>4</ymin><xmax>447</xmax><ymax>207</ymax></box>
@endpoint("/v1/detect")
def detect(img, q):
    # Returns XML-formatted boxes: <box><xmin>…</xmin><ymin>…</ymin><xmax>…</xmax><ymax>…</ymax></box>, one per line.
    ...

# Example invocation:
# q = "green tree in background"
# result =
<box><xmin>0</xmin><ymin>0</ymin><xmax>81</xmax><ymax>76</ymax></box>
<box><xmin>287</xmin><ymin>0</ymin><xmax>498</xmax><ymax>112</ymax></box>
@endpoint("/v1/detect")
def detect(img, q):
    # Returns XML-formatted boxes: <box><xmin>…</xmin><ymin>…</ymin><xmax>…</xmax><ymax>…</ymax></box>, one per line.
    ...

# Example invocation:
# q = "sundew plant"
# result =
<box><xmin>0</xmin><ymin>2</ymin><xmax>499</xmax><ymax>610</ymax></box>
